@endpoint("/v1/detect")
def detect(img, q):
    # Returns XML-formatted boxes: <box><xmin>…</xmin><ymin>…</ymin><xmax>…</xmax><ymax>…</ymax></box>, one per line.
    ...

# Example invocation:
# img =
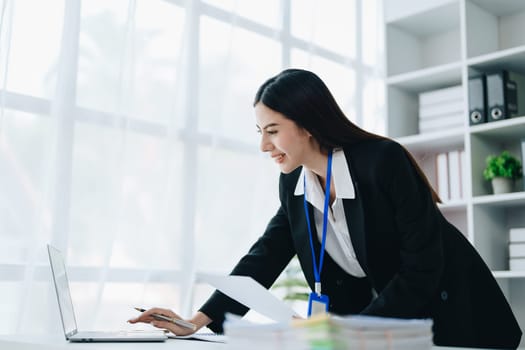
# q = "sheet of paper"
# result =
<box><xmin>197</xmin><ymin>273</ymin><xmax>300</xmax><ymax>323</ymax></box>
<box><xmin>169</xmin><ymin>333</ymin><xmax>227</xmax><ymax>343</ymax></box>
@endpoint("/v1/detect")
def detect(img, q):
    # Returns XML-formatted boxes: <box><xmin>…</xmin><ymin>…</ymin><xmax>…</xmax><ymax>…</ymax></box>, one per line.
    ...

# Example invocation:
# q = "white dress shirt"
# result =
<box><xmin>294</xmin><ymin>149</ymin><xmax>366</xmax><ymax>277</ymax></box>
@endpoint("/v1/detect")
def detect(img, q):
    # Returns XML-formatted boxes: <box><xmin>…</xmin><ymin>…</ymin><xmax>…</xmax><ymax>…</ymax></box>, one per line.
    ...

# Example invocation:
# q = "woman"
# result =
<box><xmin>129</xmin><ymin>69</ymin><xmax>522</xmax><ymax>349</ymax></box>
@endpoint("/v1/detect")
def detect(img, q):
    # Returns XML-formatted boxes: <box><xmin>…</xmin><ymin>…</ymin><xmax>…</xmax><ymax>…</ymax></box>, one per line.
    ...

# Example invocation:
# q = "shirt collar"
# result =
<box><xmin>294</xmin><ymin>149</ymin><xmax>355</xmax><ymax>200</ymax></box>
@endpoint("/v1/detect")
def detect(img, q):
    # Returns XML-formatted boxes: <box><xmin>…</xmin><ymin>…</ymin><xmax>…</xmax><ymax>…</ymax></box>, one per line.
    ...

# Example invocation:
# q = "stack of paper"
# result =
<box><xmin>418</xmin><ymin>85</ymin><xmax>464</xmax><ymax>134</ymax></box>
<box><xmin>224</xmin><ymin>313</ymin><xmax>433</xmax><ymax>350</ymax></box>
<box><xmin>294</xmin><ymin>314</ymin><xmax>433</xmax><ymax>350</ymax></box>
<box><xmin>199</xmin><ymin>273</ymin><xmax>433</xmax><ymax>349</ymax></box>
<box><xmin>224</xmin><ymin>315</ymin><xmax>307</xmax><ymax>350</ymax></box>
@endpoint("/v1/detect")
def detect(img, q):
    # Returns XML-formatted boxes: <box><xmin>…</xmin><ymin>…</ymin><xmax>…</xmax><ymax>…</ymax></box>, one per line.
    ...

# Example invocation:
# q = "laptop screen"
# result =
<box><xmin>47</xmin><ymin>244</ymin><xmax>78</xmax><ymax>339</ymax></box>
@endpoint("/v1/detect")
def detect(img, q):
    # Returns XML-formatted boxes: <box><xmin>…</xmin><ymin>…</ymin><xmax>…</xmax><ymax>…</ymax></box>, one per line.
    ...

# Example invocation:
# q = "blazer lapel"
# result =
<box><xmin>342</xmin><ymin>152</ymin><xmax>369</xmax><ymax>275</ymax></box>
<box><xmin>343</xmin><ymin>195</ymin><xmax>369</xmax><ymax>276</ymax></box>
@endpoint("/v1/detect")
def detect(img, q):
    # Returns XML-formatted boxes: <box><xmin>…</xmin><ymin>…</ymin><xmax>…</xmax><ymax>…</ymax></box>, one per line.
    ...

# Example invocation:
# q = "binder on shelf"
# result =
<box><xmin>485</xmin><ymin>70</ymin><xmax>525</xmax><ymax>122</ymax></box>
<box><xmin>468</xmin><ymin>75</ymin><xmax>487</xmax><ymax>125</ymax></box>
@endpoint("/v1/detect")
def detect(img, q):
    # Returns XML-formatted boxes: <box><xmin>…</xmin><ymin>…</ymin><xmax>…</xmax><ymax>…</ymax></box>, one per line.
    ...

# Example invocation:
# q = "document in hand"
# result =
<box><xmin>196</xmin><ymin>273</ymin><xmax>301</xmax><ymax>323</ymax></box>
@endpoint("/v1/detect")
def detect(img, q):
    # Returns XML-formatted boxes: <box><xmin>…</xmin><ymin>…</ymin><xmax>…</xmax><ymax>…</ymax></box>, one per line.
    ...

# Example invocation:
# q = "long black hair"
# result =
<box><xmin>254</xmin><ymin>68</ymin><xmax>441</xmax><ymax>204</ymax></box>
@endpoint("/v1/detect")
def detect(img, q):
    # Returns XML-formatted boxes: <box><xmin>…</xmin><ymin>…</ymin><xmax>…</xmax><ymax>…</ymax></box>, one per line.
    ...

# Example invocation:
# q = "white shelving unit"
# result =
<box><xmin>384</xmin><ymin>0</ymin><xmax>525</xmax><ymax>346</ymax></box>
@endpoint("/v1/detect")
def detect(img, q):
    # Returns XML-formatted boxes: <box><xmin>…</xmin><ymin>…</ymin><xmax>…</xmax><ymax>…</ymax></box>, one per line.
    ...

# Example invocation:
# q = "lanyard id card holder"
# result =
<box><xmin>307</xmin><ymin>283</ymin><xmax>330</xmax><ymax>316</ymax></box>
<box><xmin>304</xmin><ymin>151</ymin><xmax>333</xmax><ymax>317</ymax></box>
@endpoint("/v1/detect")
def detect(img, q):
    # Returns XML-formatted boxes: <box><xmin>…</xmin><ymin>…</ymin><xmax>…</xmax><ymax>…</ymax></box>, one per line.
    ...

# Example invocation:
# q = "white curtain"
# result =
<box><xmin>0</xmin><ymin>0</ymin><xmax>384</xmax><ymax>334</ymax></box>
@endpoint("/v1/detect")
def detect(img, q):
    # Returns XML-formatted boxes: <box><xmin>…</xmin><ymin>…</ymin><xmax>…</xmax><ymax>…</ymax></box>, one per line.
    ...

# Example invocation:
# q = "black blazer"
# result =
<box><xmin>200</xmin><ymin>139</ymin><xmax>522</xmax><ymax>349</ymax></box>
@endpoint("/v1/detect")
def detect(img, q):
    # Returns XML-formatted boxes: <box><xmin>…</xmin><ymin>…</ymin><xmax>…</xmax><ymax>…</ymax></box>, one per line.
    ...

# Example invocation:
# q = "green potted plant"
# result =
<box><xmin>272</xmin><ymin>256</ymin><xmax>309</xmax><ymax>306</ymax></box>
<box><xmin>483</xmin><ymin>150</ymin><xmax>523</xmax><ymax>194</ymax></box>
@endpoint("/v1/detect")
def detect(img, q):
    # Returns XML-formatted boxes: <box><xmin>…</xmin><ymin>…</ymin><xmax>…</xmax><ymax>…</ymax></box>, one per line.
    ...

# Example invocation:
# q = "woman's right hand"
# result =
<box><xmin>128</xmin><ymin>308</ymin><xmax>212</xmax><ymax>336</ymax></box>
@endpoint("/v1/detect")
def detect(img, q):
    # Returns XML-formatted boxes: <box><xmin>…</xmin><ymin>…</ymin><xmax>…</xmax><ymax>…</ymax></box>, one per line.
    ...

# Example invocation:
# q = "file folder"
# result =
<box><xmin>468</xmin><ymin>75</ymin><xmax>487</xmax><ymax>125</ymax></box>
<box><xmin>486</xmin><ymin>70</ymin><xmax>518</xmax><ymax>122</ymax></box>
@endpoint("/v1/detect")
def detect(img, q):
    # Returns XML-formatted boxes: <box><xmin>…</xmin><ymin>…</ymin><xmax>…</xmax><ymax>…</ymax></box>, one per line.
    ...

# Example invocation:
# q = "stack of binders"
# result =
<box><xmin>418</xmin><ymin>85</ymin><xmax>463</xmax><ymax>134</ymax></box>
<box><xmin>509</xmin><ymin>228</ymin><xmax>525</xmax><ymax>271</ymax></box>
<box><xmin>469</xmin><ymin>70</ymin><xmax>525</xmax><ymax>125</ymax></box>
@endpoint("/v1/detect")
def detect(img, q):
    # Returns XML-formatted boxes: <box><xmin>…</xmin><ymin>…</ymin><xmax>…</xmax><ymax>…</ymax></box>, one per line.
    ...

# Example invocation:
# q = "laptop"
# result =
<box><xmin>47</xmin><ymin>244</ymin><xmax>167</xmax><ymax>342</ymax></box>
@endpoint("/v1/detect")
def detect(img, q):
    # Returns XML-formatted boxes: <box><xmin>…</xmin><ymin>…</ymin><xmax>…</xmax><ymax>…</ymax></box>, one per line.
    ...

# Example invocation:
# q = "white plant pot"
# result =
<box><xmin>491</xmin><ymin>177</ymin><xmax>513</xmax><ymax>194</ymax></box>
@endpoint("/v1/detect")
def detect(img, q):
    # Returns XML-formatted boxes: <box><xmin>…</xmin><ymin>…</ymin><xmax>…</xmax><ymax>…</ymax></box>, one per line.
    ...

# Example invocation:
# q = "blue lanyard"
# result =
<box><xmin>303</xmin><ymin>151</ymin><xmax>332</xmax><ymax>295</ymax></box>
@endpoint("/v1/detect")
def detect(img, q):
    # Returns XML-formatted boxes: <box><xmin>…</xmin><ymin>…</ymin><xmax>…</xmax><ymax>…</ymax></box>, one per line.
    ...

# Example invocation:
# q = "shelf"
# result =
<box><xmin>467</xmin><ymin>45</ymin><xmax>525</xmax><ymax>74</ymax></box>
<box><xmin>385</xmin><ymin>2</ymin><xmax>525</xmax><ymax>343</ymax></box>
<box><xmin>386</xmin><ymin>0</ymin><xmax>459</xmax><ymax>36</ymax></box>
<box><xmin>386</xmin><ymin>62</ymin><xmax>462</xmax><ymax>92</ymax></box>
<box><xmin>395</xmin><ymin>128</ymin><xmax>464</xmax><ymax>154</ymax></box>
<box><xmin>473</xmin><ymin>191</ymin><xmax>525</xmax><ymax>207</ymax></box>
<box><xmin>493</xmin><ymin>270</ymin><xmax>525</xmax><ymax>279</ymax></box>
<box><xmin>470</xmin><ymin>0</ymin><xmax>525</xmax><ymax>17</ymax></box>
<box><xmin>386</xmin><ymin>0</ymin><xmax>461</xmax><ymax>76</ymax></box>
<box><xmin>466</xmin><ymin>0</ymin><xmax>525</xmax><ymax>58</ymax></box>
<box><xmin>469</xmin><ymin>116</ymin><xmax>525</xmax><ymax>140</ymax></box>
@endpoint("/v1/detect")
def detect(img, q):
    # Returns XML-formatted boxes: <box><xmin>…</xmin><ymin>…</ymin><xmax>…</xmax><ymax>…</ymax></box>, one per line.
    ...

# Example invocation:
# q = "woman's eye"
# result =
<box><xmin>267</xmin><ymin>130</ymin><xmax>277</xmax><ymax>135</ymax></box>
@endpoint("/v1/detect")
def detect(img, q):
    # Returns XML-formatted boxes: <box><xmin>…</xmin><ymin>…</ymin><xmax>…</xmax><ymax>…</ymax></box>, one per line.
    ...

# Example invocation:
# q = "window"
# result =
<box><xmin>0</xmin><ymin>0</ymin><xmax>384</xmax><ymax>332</ymax></box>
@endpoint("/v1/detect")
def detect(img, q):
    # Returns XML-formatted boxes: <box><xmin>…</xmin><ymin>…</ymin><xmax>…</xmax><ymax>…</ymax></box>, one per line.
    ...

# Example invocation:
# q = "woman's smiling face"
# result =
<box><xmin>255</xmin><ymin>102</ymin><xmax>314</xmax><ymax>174</ymax></box>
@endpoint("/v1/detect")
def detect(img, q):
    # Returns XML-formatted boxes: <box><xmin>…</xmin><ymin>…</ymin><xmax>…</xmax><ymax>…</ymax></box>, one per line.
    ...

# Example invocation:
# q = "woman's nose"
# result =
<box><xmin>259</xmin><ymin>134</ymin><xmax>273</xmax><ymax>153</ymax></box>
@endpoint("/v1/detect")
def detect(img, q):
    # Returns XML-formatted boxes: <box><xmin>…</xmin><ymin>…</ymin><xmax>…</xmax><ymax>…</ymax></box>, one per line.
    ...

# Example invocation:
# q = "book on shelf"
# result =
<box><xmin>418</xmin><ymin>85</ymin><xmax>463</xmax><ymax>134</ymax></box>
<box><xmin>509</xmin><ymin>243</ymin><xmax>525</xmax><ymax>258</ymax></box>
<box><xmin>521</xmin><ymin>138</ymin><xmax>525</xmax><ymax>191</ymax></box>
<box><xmin>509</xmin><ymin>228</ymin><xmax>525</xmax><ymax>271</ymax></box>
<box><xmin>436</xmin><ymin>153</ymin><xmax>449</xmax><ymax>202</ymax></box>
<box><xmin>419</xmin><ymin>100</ymin><xmax>463</xmax><ymax>119</ymax></box>
<box><xmin>510</xmin><ymin>228</ymin><xmax>525</xmax><ymax>243</ymax></box>
<box><xmin>509</xmin><ymin>258</ymin><xmax>525</xmax><ymax>271</ymax></box>
<box><xmin>460</xmin><ymin>149</ymin><xmax>467</xmax><ymax>199</ymax></box>
<box><xmin>448</xmin><ymin>150</ymin><xmax>461</xmax><ymax>201</ymax></box>
<box><xmin>435</xmin><ymin>149</ymin><xmax>466</xmax><ymax>203</ymax></box>
<box><xmin>418</xmin><ymin>113</ymin><xmax>463</xmax><ymax>133</ymax></box>
<box><xmin>419</xmin><ymin>85</ymin><xmax>462</xmax><ymax>106</ymax></box>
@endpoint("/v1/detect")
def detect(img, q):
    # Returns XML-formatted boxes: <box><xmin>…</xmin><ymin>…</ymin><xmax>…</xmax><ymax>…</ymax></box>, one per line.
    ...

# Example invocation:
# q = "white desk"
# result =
<box><xmin>0</xmin><ymin>335</ymin><xmax>226</xmax><ymax>350</ymax></box>
<box><xmin>0</xmin><ymin>335</ymin><xmax>489</xmax><ymax>350</ymax></box>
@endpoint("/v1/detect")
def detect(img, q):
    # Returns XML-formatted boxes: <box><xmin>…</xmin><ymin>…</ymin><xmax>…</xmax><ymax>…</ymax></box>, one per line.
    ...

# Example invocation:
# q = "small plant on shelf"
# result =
<box><xmin>483</xmin><ymin>150</ymin><xmax>523</xmax><ymax>194</ymax></box>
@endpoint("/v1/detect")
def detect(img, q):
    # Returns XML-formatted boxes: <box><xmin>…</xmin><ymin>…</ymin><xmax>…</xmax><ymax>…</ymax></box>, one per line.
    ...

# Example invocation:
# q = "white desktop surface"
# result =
<box><xmin>0</xmin><ymin>334</ymin><xmax>490</xmax><ymax>350</ymax></box>
<box><xmin>0</xmin><ymin>335</ymin><xmax>226</xmax><ymax>350</ymax></box>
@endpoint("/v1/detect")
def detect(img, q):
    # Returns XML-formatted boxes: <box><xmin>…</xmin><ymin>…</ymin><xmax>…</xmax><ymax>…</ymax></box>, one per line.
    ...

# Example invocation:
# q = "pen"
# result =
<box><xmin>134</xmin><ymin>307</ymin><xmax>197</xmax><ymax>331</ymax></box>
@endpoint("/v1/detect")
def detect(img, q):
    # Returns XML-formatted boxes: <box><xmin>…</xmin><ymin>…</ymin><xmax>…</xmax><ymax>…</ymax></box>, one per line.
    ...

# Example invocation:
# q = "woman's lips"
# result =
<box><xmin>272</xmin><ymin>153</ymin><xmax>285</xmax><ymax>163</ymax></box>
